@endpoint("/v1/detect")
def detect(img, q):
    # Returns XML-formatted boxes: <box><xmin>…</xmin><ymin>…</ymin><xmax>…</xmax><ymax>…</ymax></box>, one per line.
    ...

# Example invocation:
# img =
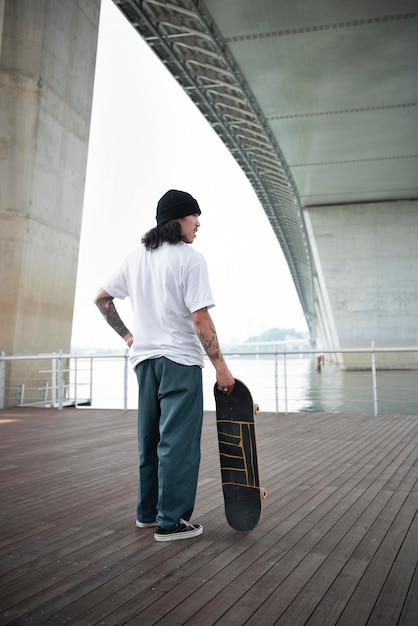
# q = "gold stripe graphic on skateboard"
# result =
<box><xmin>217</xmin><ymin>419</ymin><xmax>259</xmax><ymax>488</ymax></box>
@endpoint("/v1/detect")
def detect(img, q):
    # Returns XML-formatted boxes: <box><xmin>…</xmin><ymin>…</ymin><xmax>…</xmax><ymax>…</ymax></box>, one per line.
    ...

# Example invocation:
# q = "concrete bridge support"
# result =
<box><xmin>305</xmin><ymin>200</ymin><xmax>418</xmax><ymax>369</ymax></box>
<box><xmin>0</xmin><ymin>0</ymin><xmax>100</xmax><ymax>404</ymax></box>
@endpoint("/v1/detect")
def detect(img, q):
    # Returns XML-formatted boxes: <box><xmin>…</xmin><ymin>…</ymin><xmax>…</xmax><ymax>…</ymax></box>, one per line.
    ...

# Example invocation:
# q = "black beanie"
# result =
<box><xmin>156</xmin><ymin>189</ymin><xmax>201</xmax><ymax>225</ymax></box>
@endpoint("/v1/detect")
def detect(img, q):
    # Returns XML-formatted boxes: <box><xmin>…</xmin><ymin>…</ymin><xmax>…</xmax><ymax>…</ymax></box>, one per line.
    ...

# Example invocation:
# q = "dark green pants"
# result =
<box><xmin>135</xmin><ymin>357</ymin><xmax>204</xmax><ymax>529</ymax></box>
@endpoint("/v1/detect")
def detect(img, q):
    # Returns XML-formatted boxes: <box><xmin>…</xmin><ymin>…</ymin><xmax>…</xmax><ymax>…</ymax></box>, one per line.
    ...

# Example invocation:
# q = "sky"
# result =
<box><xmin>71</xmin><ymin>0</ymin><xmax>307</xmax><ymax>350</ymax></box>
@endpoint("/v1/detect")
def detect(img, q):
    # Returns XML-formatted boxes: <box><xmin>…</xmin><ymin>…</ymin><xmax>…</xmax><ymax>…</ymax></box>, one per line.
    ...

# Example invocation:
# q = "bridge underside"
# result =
<box><xmin>114</xmin><ymin>0</ymin><xmax>418</xmax><ymax>364</ymax></box>
<box><xmin>1</xmin><ymin>0</ymin><xmax>417</xmax><ymax>381</ymax></box>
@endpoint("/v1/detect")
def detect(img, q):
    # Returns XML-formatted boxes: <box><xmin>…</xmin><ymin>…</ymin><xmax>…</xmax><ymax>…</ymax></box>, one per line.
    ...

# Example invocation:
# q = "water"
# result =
<box><xmin>72</xmin><ymin>355</ymin><xmax>418</xmax><ymax>415</ymax></box>
<box><xmin>204</xmin><ymin>355</ymin><xmax>418</xmax><ymax>414</ymax></box>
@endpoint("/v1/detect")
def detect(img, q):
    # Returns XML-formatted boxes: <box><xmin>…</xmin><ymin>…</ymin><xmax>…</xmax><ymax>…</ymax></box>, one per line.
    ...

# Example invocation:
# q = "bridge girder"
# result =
<box><xmin>113</xmin><ymin>0</ymin><xmax>315</xmax><ymax>333</ymax></box>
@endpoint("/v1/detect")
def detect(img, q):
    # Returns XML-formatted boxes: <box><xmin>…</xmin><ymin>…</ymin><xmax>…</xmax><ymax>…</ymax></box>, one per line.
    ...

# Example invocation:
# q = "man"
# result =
<box><xmin>94</xmin><ymin>189</ymin><xmax>235</xmax><ymax>542</ymax></box>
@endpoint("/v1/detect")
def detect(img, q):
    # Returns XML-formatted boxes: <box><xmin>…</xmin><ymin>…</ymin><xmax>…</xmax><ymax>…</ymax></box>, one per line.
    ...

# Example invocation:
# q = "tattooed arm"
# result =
<box><xmin>94</xmin><ymin>288</ymin><xmax>133</xmax><ymax>347</ymax></box>
<box><xmin>192</xmin><ymin>307</ymin><xmax>234</xmax><ymax>393</ymax></box>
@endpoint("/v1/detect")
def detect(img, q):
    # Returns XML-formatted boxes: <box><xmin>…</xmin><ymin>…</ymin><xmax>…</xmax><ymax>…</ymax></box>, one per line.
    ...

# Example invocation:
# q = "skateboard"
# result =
<box><xmin>214</xmin><ymin>379</ymin><xmax>266</xmax><ymax>531</ymax></box>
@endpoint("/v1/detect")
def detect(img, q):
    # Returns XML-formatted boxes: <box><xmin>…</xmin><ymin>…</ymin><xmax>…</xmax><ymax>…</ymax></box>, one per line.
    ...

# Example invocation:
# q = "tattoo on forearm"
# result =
<box><xmin>197</xmin><ymin>329</ymin><xmax>224</xmax><ymax>362</ymax></box>
<box><xmin>96</xmin><ymin>296</ymin><xmax>131</xmax><ymax>339</ymax></box>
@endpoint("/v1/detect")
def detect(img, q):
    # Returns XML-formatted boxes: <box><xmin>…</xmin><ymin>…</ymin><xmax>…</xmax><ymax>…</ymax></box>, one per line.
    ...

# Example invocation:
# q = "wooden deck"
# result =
<box><xmin>0</xmin><ymin>407</ymin><xmax>416</xmax><ymax>626</ymax></box>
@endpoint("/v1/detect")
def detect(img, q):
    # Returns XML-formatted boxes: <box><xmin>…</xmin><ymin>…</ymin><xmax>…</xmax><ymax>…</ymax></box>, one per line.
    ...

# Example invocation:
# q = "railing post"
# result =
<box><xmin>57</xmin><ymin>350</ymin><xmax>64</xmax><ymax>410</ymax></box>
<box><xmin>274</xmin><ymin>347</ymin><xmax>279</xmax><ymax>414</ymax></box>
<box><xmin>0</xmin><ymin>351</ymin><xmax>5</xmax><ymax>409</ymax></box>
<box><xmin>51</xmin><ymin>355</ymin><xmax>57</xmax><ymax>407</ymax></box>
<box><xmin>89</xmin><ymin>356</ymin><xmax>94</xmax><ymax>406</ymax></box>
<box><xmin>284</xmin><ymin>345</ymin><xmax>288</xmax><ymax>414</ymax></box>
<box><xmin>40</xmin><ymin>381</ymin><xmax>48</xmax><ymax>403</ymax></box>
<box><xmin>123</xmin><ymin>349</ymin><xmax>129</xmax><ymax>411</ymax></box>
<box><xmin>73</xmin><ymin>355</ymin><xmax>78</xmax><ymax>408</ymax></box>
<box><xmin>371</xmin><ymin>341</ymin><xmax>378</xmax><ymax>417</ymax></box>
<box><xmin>17</xmin><ymin>383</ymin><xmax>24</xmax><ymax>406</ymax></box>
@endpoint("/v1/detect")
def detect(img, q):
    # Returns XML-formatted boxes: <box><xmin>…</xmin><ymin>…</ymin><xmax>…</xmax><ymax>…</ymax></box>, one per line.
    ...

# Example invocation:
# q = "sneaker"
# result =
<box><xmin>154</xmin><ymin>518</ymin><xmax>203</xmax><ymax>542</ymax></box>
<box><xmin>136</xmin><ymin>520</ymin><xmax>156</xmax><ymax>528</ymax></box>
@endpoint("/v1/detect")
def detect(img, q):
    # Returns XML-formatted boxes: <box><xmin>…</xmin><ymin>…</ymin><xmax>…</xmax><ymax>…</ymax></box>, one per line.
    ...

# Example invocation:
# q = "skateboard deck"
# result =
<box><xmin>214</xmin><ymin>379</ymin><xmax>266</xmax><ymax>531</ymax></box>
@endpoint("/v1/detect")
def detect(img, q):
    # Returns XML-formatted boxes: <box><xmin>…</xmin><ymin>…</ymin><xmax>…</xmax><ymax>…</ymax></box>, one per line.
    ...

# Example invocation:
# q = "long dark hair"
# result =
<box><xmin>141</xmin><ymin>220</ymin><xmax>182</xmax><ymax>250</ymax></box>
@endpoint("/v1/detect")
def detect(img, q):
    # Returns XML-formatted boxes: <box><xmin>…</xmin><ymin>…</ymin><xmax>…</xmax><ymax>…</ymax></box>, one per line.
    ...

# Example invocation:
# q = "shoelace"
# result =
<box><xmin>179</xmin><ymin>518</ymin><xmax>194</xmax><ymax>529</ymax></box>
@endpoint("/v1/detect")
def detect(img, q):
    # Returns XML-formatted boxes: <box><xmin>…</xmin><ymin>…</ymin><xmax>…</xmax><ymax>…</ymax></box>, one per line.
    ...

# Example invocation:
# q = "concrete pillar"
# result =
<box><xmin>305</xmin><ymin>201</ymin><xmax>418</xmax><ymax>369</ymax></box>
<box><xmin>0</xmin><ymin>0</ymin><xmax>100</xmax><ymax>404</ymax></box>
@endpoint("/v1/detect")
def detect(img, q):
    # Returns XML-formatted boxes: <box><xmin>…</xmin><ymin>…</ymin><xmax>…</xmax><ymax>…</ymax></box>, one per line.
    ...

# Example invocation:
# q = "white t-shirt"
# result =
<box><xmin>102</xmin><ymin>241</ymin><xmax>215</xmax><ymax>368</ymax></box>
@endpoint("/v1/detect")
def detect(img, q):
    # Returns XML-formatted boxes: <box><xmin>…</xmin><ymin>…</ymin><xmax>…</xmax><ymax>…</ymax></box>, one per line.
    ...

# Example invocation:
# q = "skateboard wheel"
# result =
<box><xmin>261</xmin><ymin>488</ymin><xmax>267</xmax><ymax>499</ymax></box>
<box><xmin>254</xmin><ymin>403</ymin><xmax>260</xmax><ymax>414</ymax></box>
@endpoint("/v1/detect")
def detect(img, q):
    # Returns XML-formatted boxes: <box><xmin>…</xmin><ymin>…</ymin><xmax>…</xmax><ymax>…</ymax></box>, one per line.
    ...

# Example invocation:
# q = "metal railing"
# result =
<box><xmin>0</xmin><ymin>345</ymin><xmax>417</xmax><ymax>416</ymax></box>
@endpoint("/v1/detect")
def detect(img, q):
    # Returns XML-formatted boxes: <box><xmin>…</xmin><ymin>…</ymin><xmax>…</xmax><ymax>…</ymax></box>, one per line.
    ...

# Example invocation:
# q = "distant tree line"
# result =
<box><xmin>221</xmin><ymin>327</ymin><xmax>310</xmax><ymax>354</ymax></box>
<box><xmin>244</xmin><ymin>327</ymin><xmax>308</xmax><ymax>344</ymax></box>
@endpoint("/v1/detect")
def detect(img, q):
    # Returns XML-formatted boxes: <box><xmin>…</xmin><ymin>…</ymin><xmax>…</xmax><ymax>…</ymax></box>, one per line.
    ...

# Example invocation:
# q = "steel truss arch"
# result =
<box><xmin>113</xmin><ymin>0</ymin><xmax>315</xmax><ymax>332</ymax></box>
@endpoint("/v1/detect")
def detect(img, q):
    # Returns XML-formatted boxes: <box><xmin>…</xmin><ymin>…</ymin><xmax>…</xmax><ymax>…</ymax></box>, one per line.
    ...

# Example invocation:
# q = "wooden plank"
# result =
<box><xmin>186</xmin><ymin>431</ymin><xmax>416</xmax><ymax>625</ymax></box>
<box><xmin>91</xmin><ymin>412</ymin><xmax>414</xmax><ymax>623</ymax></box>
<box><xmin>274</xmin><ymin>450</ymin><xmax>417</xmax><ymax>625</ymax></box>
<box><xmin>398</xmin><ymin>564</ymin><xmax>418</xmax><ymax>626</ymax></box>
<box><xmin>0</xmin><ymin>407</ymin><xmax>416</xmax><ymax>626</ymax></box>
<box><xmin>364</xmin><ymin>496</ymin><xmax>418</xmax><ymax>625</ymax></box>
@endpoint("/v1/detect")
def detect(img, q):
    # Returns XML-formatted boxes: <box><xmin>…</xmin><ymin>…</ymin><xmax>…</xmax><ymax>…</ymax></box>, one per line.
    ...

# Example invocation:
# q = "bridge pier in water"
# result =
<box><xmin>305</xmin><ymin>200</ymin><xmax>418</xmax><ymax>369</ymax></box>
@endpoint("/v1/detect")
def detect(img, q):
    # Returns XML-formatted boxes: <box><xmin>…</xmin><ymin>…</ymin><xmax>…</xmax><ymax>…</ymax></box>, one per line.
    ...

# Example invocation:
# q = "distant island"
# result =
<box><xmin>222</xmin><ymin>327</ymin><xmax>310</xmax><ymax>353</ymax></box>
<box><xmin>245</xmin><ymin>327</ymin><xmax>308</xmax><ymax>344</ymax></box>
